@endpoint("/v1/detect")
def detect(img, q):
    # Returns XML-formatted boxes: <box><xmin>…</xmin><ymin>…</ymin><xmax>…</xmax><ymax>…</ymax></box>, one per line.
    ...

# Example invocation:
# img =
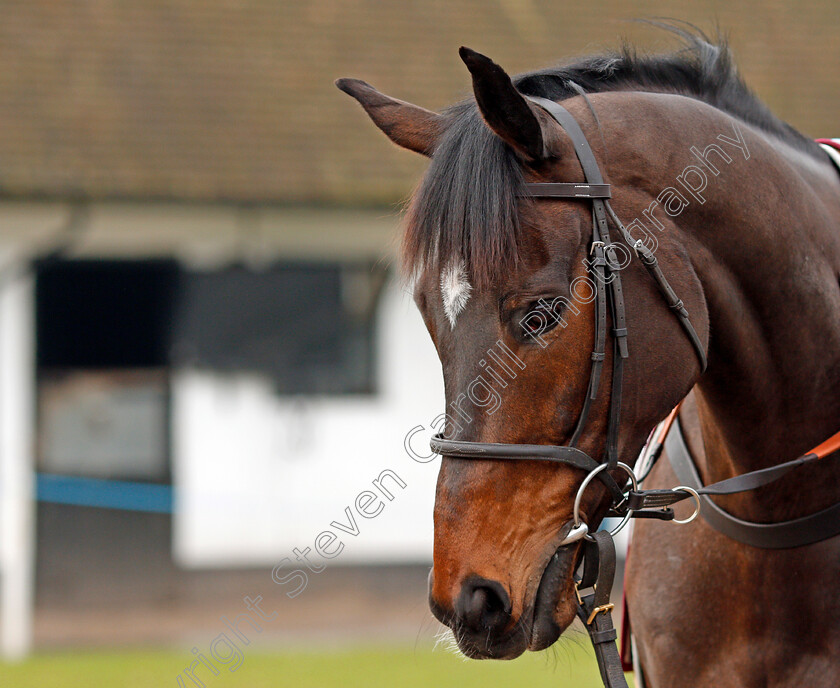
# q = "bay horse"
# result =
<box><xmin>337</xmin><ymin>29</ymin><xmax>840</xmax><ymax>687</ymax></box>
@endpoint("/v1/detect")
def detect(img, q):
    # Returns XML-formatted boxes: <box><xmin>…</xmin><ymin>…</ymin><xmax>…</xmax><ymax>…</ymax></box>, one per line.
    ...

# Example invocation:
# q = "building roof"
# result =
<box><xmin>0</xmin><ymin>3</ymin><xmax>838</xmax><ymax>205</ymax></box>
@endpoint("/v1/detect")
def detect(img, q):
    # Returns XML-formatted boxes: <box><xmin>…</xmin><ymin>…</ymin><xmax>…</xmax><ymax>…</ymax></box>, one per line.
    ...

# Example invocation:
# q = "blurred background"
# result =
<box><xmin>0</xmin><ymin>2</ymin><xmax>838</xmax><ymax>687</ymax></box>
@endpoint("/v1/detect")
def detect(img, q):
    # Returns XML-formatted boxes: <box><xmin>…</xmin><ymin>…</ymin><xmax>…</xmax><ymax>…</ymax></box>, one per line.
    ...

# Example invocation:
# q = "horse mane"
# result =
<box><xmin>403</xmin><ymin>23</ymin><xmax>821</xmax><ymax>291</ymax></box>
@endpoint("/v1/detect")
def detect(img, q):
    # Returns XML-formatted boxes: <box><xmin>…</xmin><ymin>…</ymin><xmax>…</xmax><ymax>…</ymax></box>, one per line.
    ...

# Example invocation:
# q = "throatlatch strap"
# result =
<box><xmin>576</xmin><ymin>531</ymin><xmax>628</xmax><ymax>688</ymax></box>
<box><xmin>602</xmin><ymin>201</ymin><xmax>707</xmax><ymax>373</ymax></box>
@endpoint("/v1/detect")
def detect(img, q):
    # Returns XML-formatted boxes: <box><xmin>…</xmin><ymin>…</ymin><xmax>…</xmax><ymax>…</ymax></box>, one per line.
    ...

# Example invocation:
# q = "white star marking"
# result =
<box><xmin>440</xmin><ymin>261</ymin><xmax>472</xmax><ymax>328</ymax></box>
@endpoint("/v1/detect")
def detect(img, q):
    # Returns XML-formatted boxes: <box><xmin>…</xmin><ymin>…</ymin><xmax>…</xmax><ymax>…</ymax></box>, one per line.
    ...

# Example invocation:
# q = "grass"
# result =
<box><xmin>0</xmin><ymin>642</ymin><xmax>635</xmax><ymax>688</ymax></box>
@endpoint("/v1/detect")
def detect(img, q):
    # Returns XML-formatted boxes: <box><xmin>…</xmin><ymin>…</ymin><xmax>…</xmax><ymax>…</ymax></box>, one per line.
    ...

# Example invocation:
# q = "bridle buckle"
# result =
<box><xmin>586</xmin><ymin>603</ymin><xmax>615</xmax><ymax>626</ymax></box>
<box><xmin>574</xmin><ymin>580</ymin><xmax>616</xmax><ymax>624</ymax></box>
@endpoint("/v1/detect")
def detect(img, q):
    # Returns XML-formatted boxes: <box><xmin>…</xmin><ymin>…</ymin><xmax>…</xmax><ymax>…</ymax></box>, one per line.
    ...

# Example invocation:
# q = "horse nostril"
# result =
<box><xmin>455</xmin><ymin>576</ymin><xmax>512</xmax><ymax>635</ymax></box>
<box><xmin>465</xmin><ymin>586</ymin><xmax>489</xmax><ymax>631</ymax></box>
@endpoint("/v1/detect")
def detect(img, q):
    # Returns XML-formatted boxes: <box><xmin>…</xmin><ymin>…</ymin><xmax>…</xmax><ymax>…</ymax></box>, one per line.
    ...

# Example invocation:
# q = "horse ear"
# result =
<box><xmin>459</xmin><ymin>47</ymin><xmax>552</xmax><ymax>162</ymax></box>
<box><xmin>335</xmin><ymin>78</ymin><xmax>443</xmax><ymax>157</ymax></box>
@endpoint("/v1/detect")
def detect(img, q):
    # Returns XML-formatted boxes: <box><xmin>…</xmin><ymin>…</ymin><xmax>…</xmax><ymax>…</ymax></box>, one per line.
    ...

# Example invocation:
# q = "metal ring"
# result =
<box><xmin>558</xmin><ymin>521</ymin><xmax>589</xmax><ymax>546</ymax></box>
<box><xmin>573</xmin><ymin>462</ymin><xmax>638</xmax><ymax>541</ymax></box>
<box><xmin>672</xmin><ymin>485</ymin><xmax>701</xmax><ymax>524</ymax></box>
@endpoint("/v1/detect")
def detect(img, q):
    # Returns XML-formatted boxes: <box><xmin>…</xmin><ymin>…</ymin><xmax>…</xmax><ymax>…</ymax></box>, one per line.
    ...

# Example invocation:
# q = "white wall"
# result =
<box><xmin>172</xmin><ymin>277</ymin><xmax>445</xmax><ymax>568</ymax></box>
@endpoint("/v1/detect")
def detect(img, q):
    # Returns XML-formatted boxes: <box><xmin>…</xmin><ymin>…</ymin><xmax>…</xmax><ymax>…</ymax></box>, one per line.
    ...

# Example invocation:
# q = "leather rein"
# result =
<box><xmin>427</xmin><ymin>95</ymin><xmax>840</xmax><ymax>688</ymax></box>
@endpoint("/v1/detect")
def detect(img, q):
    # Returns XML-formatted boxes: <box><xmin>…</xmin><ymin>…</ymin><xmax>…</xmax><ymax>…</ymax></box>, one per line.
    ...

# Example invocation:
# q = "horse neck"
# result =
<box><xmin>678</xmin><ymin>127</ymin><xmax>840</xmax><ymax>509</ymax></box>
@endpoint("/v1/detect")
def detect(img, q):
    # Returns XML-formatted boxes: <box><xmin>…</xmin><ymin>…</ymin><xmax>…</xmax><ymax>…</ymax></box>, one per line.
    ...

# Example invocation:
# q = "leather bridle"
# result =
<box><xmin>427</xmin><ymin>96</ymin><xmax>840</xmax><ymax>688</ymax></box>
<box><xmin>432</xmin><ymin>95</ymin><xmax>708</xmax><ymax>535</ymax></box>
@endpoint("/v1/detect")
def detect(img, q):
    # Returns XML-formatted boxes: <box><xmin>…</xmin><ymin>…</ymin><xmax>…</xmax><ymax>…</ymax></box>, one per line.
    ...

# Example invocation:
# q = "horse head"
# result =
<box><xmin>338</xmin><ymin>47</ymin><xmax>712</xmax><ymax>658</ymax></box>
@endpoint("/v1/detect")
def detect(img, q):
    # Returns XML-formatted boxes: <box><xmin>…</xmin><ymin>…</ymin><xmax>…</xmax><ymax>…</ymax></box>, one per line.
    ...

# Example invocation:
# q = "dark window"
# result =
<box><xmin>36</xmin><ymin>259</ymin><xmax>179</xmax><ymax>368</ymax></box>
<box><xmin>170</xmin><ymin>262</ymin><xmax>387</xmax><ymax>394</ymax></box>
<box><xmin>35</xmin><ymin>259</ymin><xmax>387</xmax><ymax>395</ymax></box>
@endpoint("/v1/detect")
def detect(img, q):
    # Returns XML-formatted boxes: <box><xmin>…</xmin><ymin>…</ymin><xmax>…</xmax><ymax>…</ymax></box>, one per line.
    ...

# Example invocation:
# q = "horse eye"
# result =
<box><xmin>517</xmin><ymin>300</ymin><xmax>561</xmax><ymax>340</ymax></box>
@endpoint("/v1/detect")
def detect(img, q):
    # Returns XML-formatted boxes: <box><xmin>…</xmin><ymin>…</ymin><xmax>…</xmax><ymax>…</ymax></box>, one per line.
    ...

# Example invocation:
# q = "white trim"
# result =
<box><xmin>0</xmin><ymin>263</ymin><xmax>35</xmax><ymax>660</ymax></box>
<box><xmin>0</xmin><ymin>201</ymin><xmax>399</xmax><ymax>264</ymax></box>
